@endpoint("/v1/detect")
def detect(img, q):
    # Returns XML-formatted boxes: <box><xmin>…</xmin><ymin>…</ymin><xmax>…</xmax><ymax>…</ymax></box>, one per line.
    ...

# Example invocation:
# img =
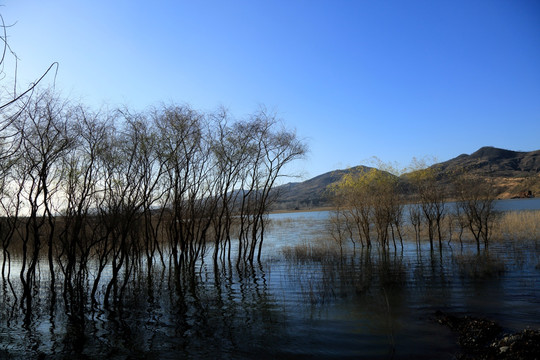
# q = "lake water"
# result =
<box><xmin>1</xmin><ymin>199</ymin><xmax>539</xmax><ymax>359</ymax></box>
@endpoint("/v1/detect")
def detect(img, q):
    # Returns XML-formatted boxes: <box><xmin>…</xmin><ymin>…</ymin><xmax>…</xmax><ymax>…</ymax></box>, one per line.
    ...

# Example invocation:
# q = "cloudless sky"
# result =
<box><xmin>2</xmin><ymin>1</ymin><xmax>540</xmax><ymax>179</ymax></box>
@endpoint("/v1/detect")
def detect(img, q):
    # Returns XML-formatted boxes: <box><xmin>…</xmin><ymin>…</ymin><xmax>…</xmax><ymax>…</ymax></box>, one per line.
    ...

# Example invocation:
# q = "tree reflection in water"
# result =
<box><xmin>1</xmin><ymin>240</ymin><xmax>539</xmax><ymax>359</ymax></box>
<box><xmin>1</xmin><ymin>254</ymin><xmax>291</xmax><ymax>359</ymax></box>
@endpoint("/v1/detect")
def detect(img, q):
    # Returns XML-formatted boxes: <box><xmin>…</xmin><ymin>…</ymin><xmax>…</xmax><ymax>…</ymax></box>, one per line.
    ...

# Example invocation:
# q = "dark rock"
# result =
<box><xmin>511</xmin><ymin>190</ymin><xmax>534</xmax><ymax>199</ymax></box>
<box><xmin>435</xmin><ymin>311</ymin><xmax>502</xmax><ymax>351</ymax></box>
<box><xmin>488</xmin><ymin>329</ymin><xmax>540</xmax><ymax>360</ymax></box>
<box><xmin>435</xmin><ymin>311</ymin><xmax>540</xmax><ymax>359</ymax></box>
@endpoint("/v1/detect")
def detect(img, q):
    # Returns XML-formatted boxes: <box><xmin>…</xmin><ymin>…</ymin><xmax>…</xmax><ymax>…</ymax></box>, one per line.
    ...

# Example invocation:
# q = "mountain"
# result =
<box><xmin>272</xmin><ymin>147</ymin><xmax>540</xmax><ymax>210</ymax></box>
<box><xmin>272</xmin><ymin>165</ymin><xmax>374</xmax><ymax>210</ymax></box>
<box><xmin>429</xmin><ymin>146</ymin><xmax>540</xmax><ymax>199</ymax></box>
<box><xmin>435</xmin><ymin>146</ymin><xmax>540</xmax><ymax>177</ymax></box>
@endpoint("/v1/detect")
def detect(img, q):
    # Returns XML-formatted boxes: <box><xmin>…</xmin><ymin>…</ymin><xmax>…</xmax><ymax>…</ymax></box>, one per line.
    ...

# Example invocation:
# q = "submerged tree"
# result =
<box><xmin>406</xmin><ymin>160</ymin><xmax>447</xmax><ymax>252</ymax></box>
<box><xmin>58</xmin><ymin>105</ymin><xmax>110</xmax><ymax>314</ymax></box>
<box><xmin>0</xmin><ymin>86</ymin><xmax>307</xmax><ymax>321</ymax></box>
<box><xmin>11</xmin><ymin>90</ymin><xmax>74</xmax><ymax>323</ymax></box>
<box><xmin>329</xmin><ymin>167</ymin><xmax>374</xmax><ymax>248</ymax></box>
<box><xmin>454</xmin><ymin>175</ymin><xmax>497</xmax><ymax>252</ymax></box>
<box><xmin>329</xmin><ymin>165</ymin><xmax>403</xmax><ymax>251</ymax></box>
<box><xmin>0</xmin><ymin>10</ymin><xmax>310</xmax><ymax>329</ymax></box>
<box><xmin>407</xmin><ymin>203</ymin><xmax>423</xmax><ymax>249</ymax></box>
<box><xmin>238</xmin><ymin>110</ymin><xmax>307</xmax><ymax>263</ymax></box>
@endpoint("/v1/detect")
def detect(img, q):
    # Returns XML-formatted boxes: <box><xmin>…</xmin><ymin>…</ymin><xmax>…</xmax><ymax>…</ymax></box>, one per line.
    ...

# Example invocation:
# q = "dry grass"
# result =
<box><xmin>491</xmin><ymin>210</ymin><xmax>540</xmax><ymax>242</ymax></box>
<box><xmin>269</xmin><ymin>216</ymin><xmax>320</xmax><ymax>229</ymax></box>
<box><xmin>396</xmin><ymin>210</ymin><xmax>540</xmax><ymax>245</ymax></box>
<box><xmin>281</xmin><ymin>237</ymin><xmax>342</xmax><ymax>263</ymax></box>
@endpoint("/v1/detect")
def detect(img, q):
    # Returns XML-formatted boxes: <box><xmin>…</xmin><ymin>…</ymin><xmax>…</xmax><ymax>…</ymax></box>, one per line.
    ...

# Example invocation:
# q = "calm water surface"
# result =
<box><xmin>0</xmin><ymin>199</ymin><xmax>539</xmax><ymax>359</ymax></box>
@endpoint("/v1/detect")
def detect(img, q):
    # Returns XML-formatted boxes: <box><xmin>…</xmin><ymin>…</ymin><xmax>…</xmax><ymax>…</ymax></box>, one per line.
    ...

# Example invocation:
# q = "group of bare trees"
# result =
<box><xmin>454</xmin><ymin>176</ymin><xmax>497</xmax><ymax>251</ymax></box>
<box><xmin>0</xmin><ymin>89</ymin><xmax>306</xmax><ymax>320</ymax></box>
<box><xmin>408</xmin><ymin>166</ymin><xmax>497</xmax><ymax>253</ymax></box>
<box><xmin>0</xmin><ymin>14</ymin><xmax>307</xmax><ymax>324</ymax></box>
<box><xmin>329</xmin><ymin>162</ymin><xmax>498</xmax><ymax>255</ymax></box>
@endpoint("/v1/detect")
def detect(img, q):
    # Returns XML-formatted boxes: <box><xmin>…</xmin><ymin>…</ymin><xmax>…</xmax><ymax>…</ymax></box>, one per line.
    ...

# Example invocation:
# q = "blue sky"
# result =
<box><xmin>2</xmin><ymin>1</ymin><xmax>540</xmax><ymax>179</ymax></box>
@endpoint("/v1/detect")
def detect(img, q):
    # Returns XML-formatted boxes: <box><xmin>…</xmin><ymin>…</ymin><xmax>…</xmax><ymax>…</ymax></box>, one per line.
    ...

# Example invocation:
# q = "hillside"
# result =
<box><xmin>272</xmin><ymin>146</ymin><xmax>540</xmax><ymax>210</ymax></box>
<box><xmin>436</xmin><ymin>146</ymin><xmax>540</xmax><ymax>177</ymax></box>
<box><xmin>272</xmin><ymin>165</ymin><xmax>374</xmax><ymax>210</ymax></box>
<box><xmin>429</xmin><ymin>146</ymin><xmax>540</xmax><ymax>198</ymax></box>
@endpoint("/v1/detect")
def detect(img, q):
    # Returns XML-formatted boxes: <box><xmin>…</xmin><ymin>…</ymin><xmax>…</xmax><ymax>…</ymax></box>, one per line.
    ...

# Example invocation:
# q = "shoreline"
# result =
<box><xmin>270</xmin><ymin>197</ymin><xmax>540</xmax><ymax>215</ymax></box>
<box><xmin>270</xmin><ymin>206</ymin><xmax>334</xmax><ymax>214</ymax></box>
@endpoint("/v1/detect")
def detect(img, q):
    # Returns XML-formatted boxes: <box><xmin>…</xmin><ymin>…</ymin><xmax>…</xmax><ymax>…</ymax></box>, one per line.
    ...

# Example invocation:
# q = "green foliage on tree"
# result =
<box><xmin>329</xmin><ymin>166</ymin><xmax>404</xmax><ymax>250</ymax></box>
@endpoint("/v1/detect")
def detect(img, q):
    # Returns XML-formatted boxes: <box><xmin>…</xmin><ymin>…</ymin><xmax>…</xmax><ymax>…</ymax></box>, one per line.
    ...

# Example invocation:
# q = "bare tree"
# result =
<box><xmin>12</xmin><ymin>90</ymin><xmax>73</xmax><ymax>323</ymax></box>
<box><xmin>408</xmin><ymin>166</ymin><xmax>446</xmax><ymax>252</ymax></box>
<box><xmin>408</xmin><ymin>203</ymin><xmax>423</xmax><ymax>250</ymax></box>
<box><xmin>455</xmin><ymin>175</ymin><xmax>497</xmax><ymax>252</ymax></box>
<box><xmin>0</xmin><ymin>14</ymin><xmax>59</xmax><ymax>138</ymax></box>
<box><xmin>233</xmin><ymin>111</ymin><xmax>307</xmax><ymax>264</ymax></box>
<box><xmin>210</xmin><ymin>111</ymin><xmax>254</xmax><ymax>266</ymax></box>
<box><xmin>57</xmin><ymin>105</ymin><xmax>110</xmax><ymax>315</ymax></box>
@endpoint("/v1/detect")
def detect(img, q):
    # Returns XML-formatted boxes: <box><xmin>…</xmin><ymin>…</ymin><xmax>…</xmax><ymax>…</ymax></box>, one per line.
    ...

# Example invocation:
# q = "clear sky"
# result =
<box><xmin>2</xmin><ymin>1</ymin><xmax>540</xmax><ymax>179</ymax></box>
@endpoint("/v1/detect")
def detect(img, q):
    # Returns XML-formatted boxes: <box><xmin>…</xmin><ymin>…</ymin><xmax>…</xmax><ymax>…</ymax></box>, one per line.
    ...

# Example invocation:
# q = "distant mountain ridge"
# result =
<box><xmin>272</xmin><ymin>146</ymin><xmax>540</xmax><ymax>210</ymax></box>
<box><xmin>436</xmin><ymin>146</ymin><xmax>540</xmax><ymax>177</ymax></box>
